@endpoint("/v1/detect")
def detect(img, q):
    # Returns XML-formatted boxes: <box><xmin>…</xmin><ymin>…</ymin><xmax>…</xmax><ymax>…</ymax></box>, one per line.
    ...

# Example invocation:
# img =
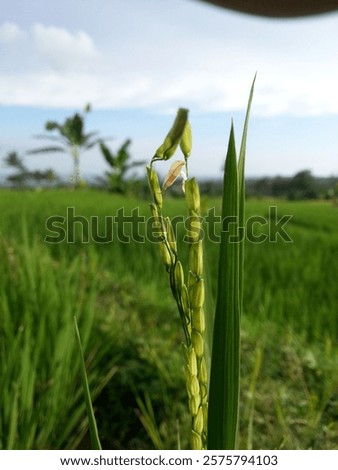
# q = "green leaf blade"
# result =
<box><xmin>208</xmin><ymin>79</ymin><xmax>255</xmax><ymax>450</ymax></box>
<box><xmin>74</xmin><ymin>316</ymin><xmax>102</xmax><ymax>450</ymax></box>
<box><xmin>208</xmin><ymin>124</ymin><xmax>240</xmax><ymax>450</ymax></box>
<box><xmin>238</xmin><ymin>76</ymin><xmax>256</xmax><ymax>312</ymax></box>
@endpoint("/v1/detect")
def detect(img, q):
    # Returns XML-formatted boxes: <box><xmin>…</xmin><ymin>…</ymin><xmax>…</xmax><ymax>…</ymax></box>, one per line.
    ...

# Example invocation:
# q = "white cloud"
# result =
<box><xmin>31</xmin><ymin>23</ymin><xmax>99</xmax><ymax>71</ymax></box>
<box><xmin>0</xmin><ymin>22</ymin><xmax>25</xmax><ymax>43</ymax></box>
<box><xmin>0</xmin><ymin>7</ymin><xmax>338</xmax><ymax>118</ymax></box>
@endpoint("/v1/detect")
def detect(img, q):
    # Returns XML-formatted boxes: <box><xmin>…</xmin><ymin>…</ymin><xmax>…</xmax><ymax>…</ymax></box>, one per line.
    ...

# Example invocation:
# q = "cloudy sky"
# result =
<box><xmin>1</xmin><ymin>0</ymin><xmax>338</xmax><ymax>179</ymax></box>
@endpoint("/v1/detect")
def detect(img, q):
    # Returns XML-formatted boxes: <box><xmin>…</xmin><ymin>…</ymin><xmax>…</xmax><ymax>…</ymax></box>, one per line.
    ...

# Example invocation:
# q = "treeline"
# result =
<box><xmin>175</xmin><ymin>170</ymin><xmax>338</xmax><ymax>200</ymax></box>
<box><xmin>1</xmin><ymin>103</ymin><xmax>337</xmax><ymax>200</ymax></box>
<box><xmin>2</xmin><ymin>153</ymin><xmax>337</xmax><ymax>201</ymax></box>
<box><xmin>246</xmin><ymin>170</ymin><xmax>338</xmax><ymax>200</ymax></box>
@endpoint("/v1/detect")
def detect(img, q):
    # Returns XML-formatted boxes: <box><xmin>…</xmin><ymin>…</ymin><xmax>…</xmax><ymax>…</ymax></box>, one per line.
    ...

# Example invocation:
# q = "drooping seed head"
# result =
<box><xmin>194</xmin><ymin>407</ymin><xmax>204</xmax><ymax>435</ymax></box>
<box><xmin>190</xmin><ymin>375</ymin><xmax>200</xmax><ymax>398</ymax></box>
<box><xmin>191</xmin><ymin>329</ymin><xmax>204</xmax><ymax>358</ymax></box>
<box><xmin>191</xmin><ymin>430</ymin><xmax>203</xmax><ymax>450</ymax></box>
<box><xmin>189</xmin><ymin>240</ymin><xmax>203</xmax><ymax>277</ymax></box>
<box><xmin>189</xmin><ymin>347</ymin><xmax>198</xmax><ymax>377</ymax></box>
<box><xmin>174</xmin><ymin>261</ymin><xmax>184</xmax><ymax>293</ymax></box>
<box><xmin>199</xmin><ymin>357</ymin><xmax>208</xmax><ymax>389</ymax></box>
<box><xmin>189</xmin><ymin>279</ymin><xmax>205</xmax><ymax>310</ymax></box>
<box><xmin>192</xmin><ymin>307</ymin><xmax>205</xmax><ymax>333</ymax></box>
<box><xmin>190</xmin><ymin>395</ymin><xmax>201</xmax><ymax>417</ymax></box>
<box><xmin>185</xmin><ymin>178</ymin><xmax>200</xmax><ymax>213</ymax></box>
<box><xmin>185</xmin><ymin>214</ymin><xmax>202</xmax><ymax>243</ymax></box>
<box><xmin>147</xmin><ymin>166</ymin><xmax>163</xmax><ymax>209</ymax></box>
<box><xmin>180</xmin><ymin>121</ymin><xmax>192</xmax><ymax>159</ymax></box>
<box><xmin>159</xmin><ymin>241</ymin><xmax>172</xmax><ymax>269</ymax></box>
<box><xmin>153</xmin><ymin>108</ymin><xmax>189</xmax><ymax>161</ymax></box>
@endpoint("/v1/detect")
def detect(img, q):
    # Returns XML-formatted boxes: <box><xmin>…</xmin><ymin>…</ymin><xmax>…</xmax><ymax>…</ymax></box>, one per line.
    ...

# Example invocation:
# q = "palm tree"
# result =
<box><xmin>28</xmin><ymin>104</ymin><xmax>100</xmax><ymax>187</ymax></box>
<box><xmin>99</xmin><ymin>140</ymin><xmax>145</xmax><ymax>194</ymax></box>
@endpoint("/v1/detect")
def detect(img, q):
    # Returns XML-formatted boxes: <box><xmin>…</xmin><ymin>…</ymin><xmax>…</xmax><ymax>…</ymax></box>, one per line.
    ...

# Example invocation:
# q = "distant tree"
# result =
<box><xmin>99</xmin><ymin>140</ymin><xmax>145</xmax><ymax>194</ymax></box>
<box><xmin>28</xmin><ymin>104</ymin><xmax>100</xmax><ymax>188</ymax></box>
<box><xmin>271</xmin><ymin>176</ymin><xmax>291</xmax><ymax>198</ymax></box>
<box><xmin>4</xmin><ymin>151</ymin><xmax>58</xmax><ymax>187</ymax></box>
<box><xmin>245</xmin><ymin>170</ymin><xmax>332</xmax><ymax>200</ymax></box>
<box><xmin>333</xmin><ymin>182</ymin><xmax>338</xmax><ymax>205</ymax></box>
<box><xmin>5</xmin><ymin>151</ymin><xmax>26</xmax><ymax>174</ymax></box>
<box><xmin>288</xmin><ymin>170</ymin><xmax>317</xmax><ymax>200</ymax></box>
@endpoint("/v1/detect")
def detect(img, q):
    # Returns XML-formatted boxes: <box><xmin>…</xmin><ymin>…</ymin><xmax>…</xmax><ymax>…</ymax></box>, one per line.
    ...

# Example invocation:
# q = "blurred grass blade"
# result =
<box><xmin>8</xmin><ymin>387</ymin><xmax>19</xmax><ymax>449</ymax></box>
<box><xmin>74</xmin><ymin>316</ymin><xmax>102</xmax><ymax>450</ymax></box>
<box><xmin>135</xmin><ymin>392</ymin><xmax>164</xmax><ymax>450</ymax></box>
<box><xmin>208</xmin><ymin>124</ymin><xmax>240</xmax><ymax>450</ymax></box>
<box><xmin>246</xmin><ymin>344</ymin><xmax>264</xmax><ymax>450</ymax></box>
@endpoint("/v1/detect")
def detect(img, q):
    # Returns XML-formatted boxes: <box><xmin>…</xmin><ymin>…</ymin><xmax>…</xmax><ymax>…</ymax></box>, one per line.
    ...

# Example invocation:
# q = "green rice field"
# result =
<box><xmin>0</xmin><ymin>188</ymin><xmax>337</xmax><ymax>449</ymax></box>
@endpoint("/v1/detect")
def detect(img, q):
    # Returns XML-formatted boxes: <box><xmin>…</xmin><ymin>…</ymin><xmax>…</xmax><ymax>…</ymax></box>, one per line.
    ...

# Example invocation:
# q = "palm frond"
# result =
<box><xmin>27</xmin><ymin>146</ymin><xmax>65</xmax><ymax>155</ymax></box>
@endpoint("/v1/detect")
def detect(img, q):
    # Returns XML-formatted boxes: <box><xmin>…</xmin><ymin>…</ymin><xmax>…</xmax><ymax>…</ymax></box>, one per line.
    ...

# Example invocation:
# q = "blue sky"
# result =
<box><xmin>1</xmin><ymin>0</ymin><xmax>338</xmax><ymax>179</ymax></box>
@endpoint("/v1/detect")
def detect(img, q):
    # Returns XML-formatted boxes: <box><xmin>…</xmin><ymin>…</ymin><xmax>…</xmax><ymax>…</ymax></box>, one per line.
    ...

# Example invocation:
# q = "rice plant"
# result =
<box><xmin>0</xmin><ymin>229</ymin><xmax>116</xmax><ymax>449</ymax></box>
<box><xmin>147</xmin><ymin>109</ymin><xmax>208</xmax><ymax>449</ymax></box>
<box><xmin>1</xmin><ymin>166</ymin><xmax>337</xmax><ymax>449</ymax></box>
<box><xmin>146</xmin><ymin>78</ymin><xmax>255</xmax><ymax>450</ymax></box>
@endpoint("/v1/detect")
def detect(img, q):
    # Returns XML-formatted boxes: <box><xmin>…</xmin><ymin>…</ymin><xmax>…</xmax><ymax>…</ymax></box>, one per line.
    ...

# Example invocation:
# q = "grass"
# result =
<box><xmin>0</xmin><ymin>231</ymin><xmax>116</xmax><ymax>449</ymax></box>
<box><xmin>0</xmin><ymin>188</ymin><xmax>337</xmax><ymax>449</ymax></box>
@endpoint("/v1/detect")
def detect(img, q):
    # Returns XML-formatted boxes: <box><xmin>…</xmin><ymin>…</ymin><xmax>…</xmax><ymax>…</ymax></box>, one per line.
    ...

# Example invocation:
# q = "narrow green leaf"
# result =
<box><xmin>74</xmin><ymin>316</ymin><xmax>102</xmax><ymax>450</ymax></box>
<box><xmin>26</xmin><ymin>146</ymin><xmax>65</xmax><ymax>155</ymax></box>
<box><xmin>238</xmin><ymin>74</ymin><xmax>256</xmax><ymax>202</ymax></box>
<box><xmin>208</xmin><ymin>80</ymin><xmax>255</xmax><ymax>449</ymax></box>
<box><xmin>135</xmin><ymin>392</ymin><xmax>164</xmax><ymax>450</ymax></box>
<box><xmin>208</xmin><ymin>124</ymin><xmax>240</xmax><ymax>450</ymax></box>
<box><xmin>238</xmin><ymin>75</ymin><xmax>256</xmax><ymax>312</ymax></box>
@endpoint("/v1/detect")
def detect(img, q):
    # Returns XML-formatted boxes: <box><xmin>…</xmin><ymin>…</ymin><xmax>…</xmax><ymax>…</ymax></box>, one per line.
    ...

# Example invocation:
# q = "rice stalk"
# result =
<box><xmin>147</xmin><ymin>82</ymin><xmax>254</xmax><ymax>450</ymax></box>
<box><xmin>147</xmin><ymin>109</ymin><xmax>208</xmax><ymax>449</ymax></box>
